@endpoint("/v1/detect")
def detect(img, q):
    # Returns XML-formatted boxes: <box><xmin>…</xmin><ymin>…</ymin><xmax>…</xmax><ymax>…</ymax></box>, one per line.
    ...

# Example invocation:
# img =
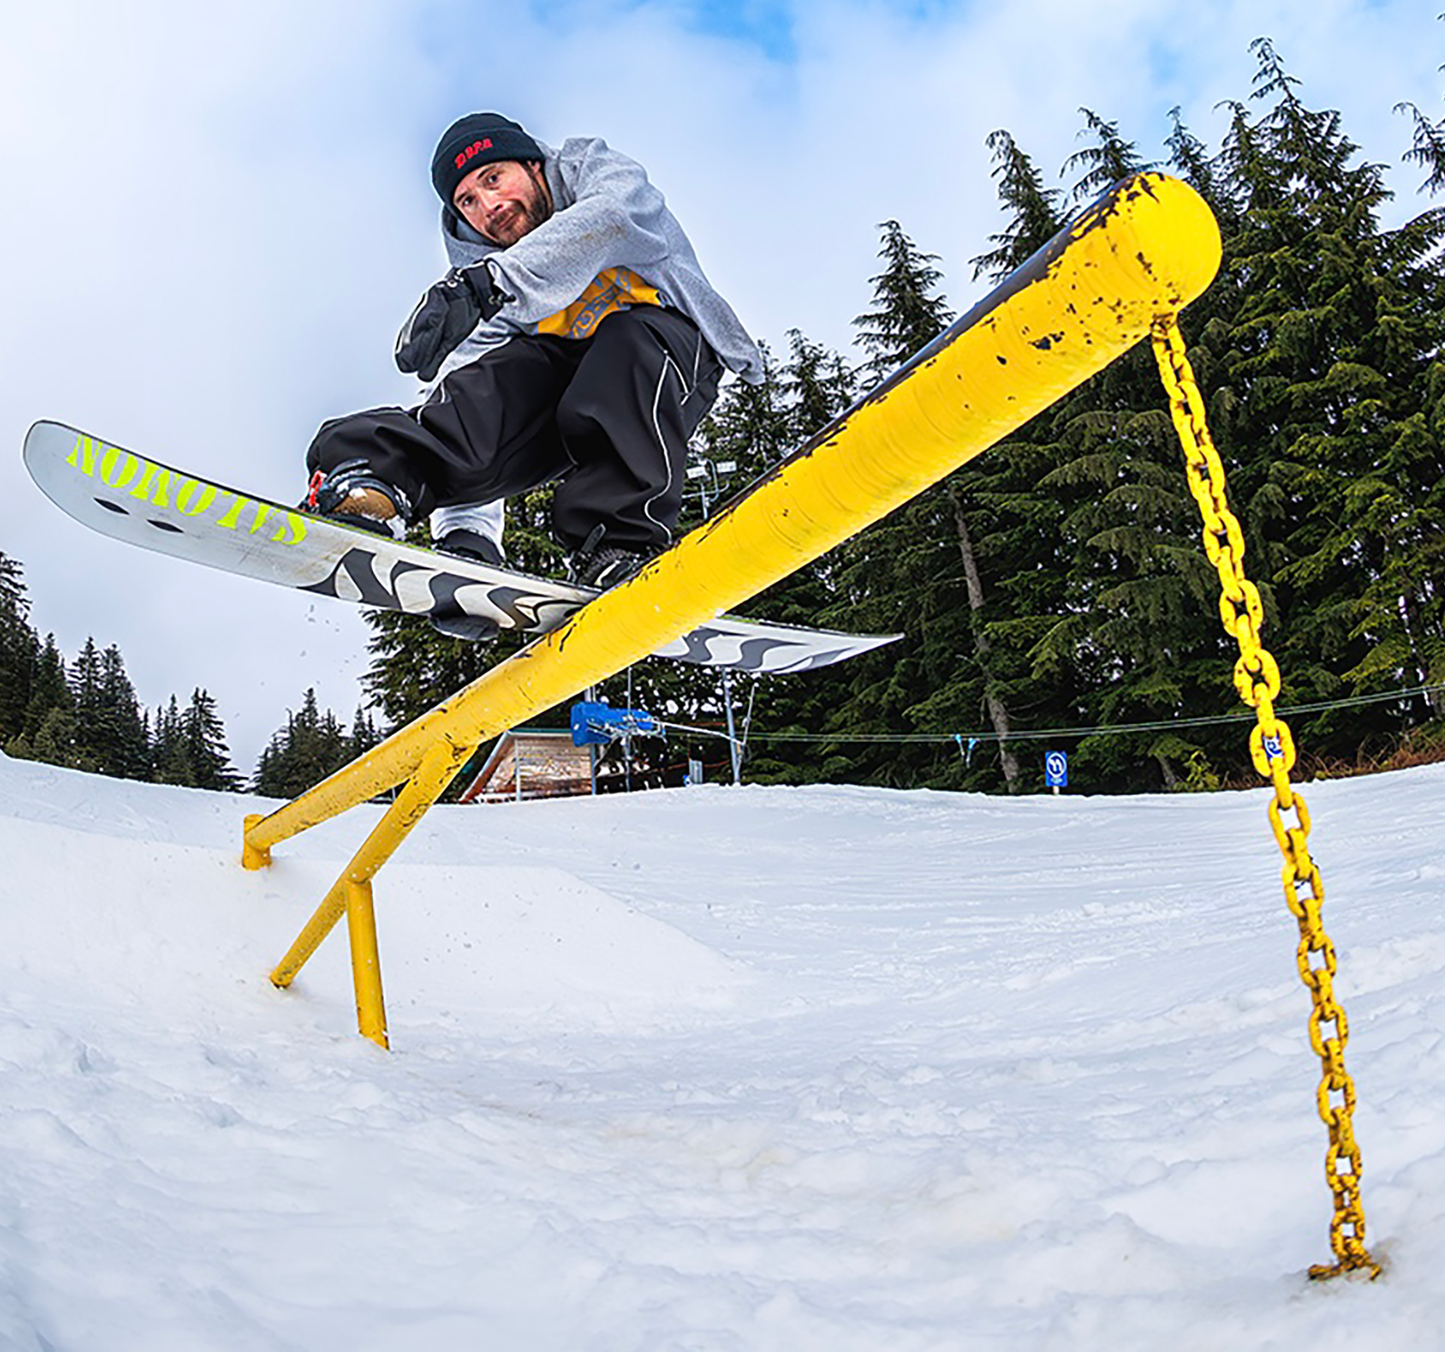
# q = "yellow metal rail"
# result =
<box><xmin>247</xmin><ymin>172</ymin><xmax>1222</xmax><ymax>1046</ymax></box>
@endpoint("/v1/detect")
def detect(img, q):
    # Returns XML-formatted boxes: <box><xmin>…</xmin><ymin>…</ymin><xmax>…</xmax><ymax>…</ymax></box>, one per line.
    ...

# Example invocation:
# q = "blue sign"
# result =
<box><xmin>1044</xmin><ymin>750</ymin><xmax>1069</xmax><ymax>789</ymax></box>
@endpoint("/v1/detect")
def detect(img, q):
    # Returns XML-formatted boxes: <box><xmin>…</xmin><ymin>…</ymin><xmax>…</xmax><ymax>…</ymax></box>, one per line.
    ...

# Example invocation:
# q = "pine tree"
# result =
<box><xmin>252</xmin><ymin>688</ymin><xmax>357</xmax><ymax>799</ymax></box>
<box><xmin>853</xmin><ymin>221</ymin><xmax>955</xmax><ymax>382</ymax></box>
<box><xmin>1062</xmin><ymin>108</ymin><xmax>1152</xmax><ymax>204</ymax></box>
<box><xmin>50</xmin><ymin>638</ymin><xmax>149</xmax><ymax>779</ymax></box>
<box><xmin>181</xmin><ymin>688</ymin><xmax>242</xmax><ymax>791</ymax></box>
<box><xmin>9</xmin><ymin>634</ymin><xmax>80</xmax><ymax>769</ymax></box>
<box><xmin>922</xmin><ymin>128</ymin><xmax>1077</xmax><ymax>792</ymax></box>
<box><xmin>66</xmin><ymin>637</ymin><xmax>105</xmax><ymax>773</ymax></box>
<box><xmin>99</xmin><ymin>645</ymin><xmax>150</xmax><ymax>780</ymax></box>
<box><xmin>1201</xmin><ymin>38</ymin><xmax>1445</xmax><ymax>756</ymax></box>
<box><xmin>1395</xmin><ymin>11</ymin><xmax>1445</xmax><ymax>198</ymax></box>
<box><xmin>704</xmin><ymin>333</ymin><xmax>863</xmax><ymax>784</ymax></box>
<box><xmin>150</xmin><ymin>695</ymin><xmax>195</xmax><ymax>785</ymax></box>
<box><xmin>0</xmin><ymin>552</ymin><xmax>39</xmax><ymax>746</ymax></box>
<box><xmin>305</xmin><ymin>43</ymin><xmax>1445</xmax><ymax>791</ymax></box>
<box><xmin>1397</xmin><ymin>98</ymin><xmax>1445</xmax><ymax>195</ymax></box>
<box><xmin>29</xmin><ymin>706</ymin><xmax>82</xmax><ymax>769</ymax></box>
<box><xmin>970</xmin><ymin>130</ymin><xmax>1065</xmax><ymax>279</ymax></box>
<box><xmin>350</xmin><ymin>706</ymin><xmax>382</xmax><ymax>757</ymax></box>
<box><xmin>1006</xmin><ymin>104</ymin><xmax>1253</xmax><ymax>787</ymax></box>
<box><xmin>778</xmin><ymin>329</ymin><xmax>858</xmax><ymax>444</ymax></box>
<box><xmin>808</xmin><ymin>219</ymin><xmax>968</xmax><ymax>788</ymax></box>
<box><xmin>67</xmin><ymin>638</ymin><xmax>104</xmax><ymax>768</ymax></box>
<box><xmin>1164</xmin><ymin>107</ymin><xmax>1237</xmax><ymax>223</ymax></box>
<box><xmin>683</xmin><ymin>339</ymin><xmax>787</xmax><ymax>538</ymax></box>
<box><xmin>11</xmin><ymin>634</ymin><xmax>71</xmax><ymax>758</ymax></box>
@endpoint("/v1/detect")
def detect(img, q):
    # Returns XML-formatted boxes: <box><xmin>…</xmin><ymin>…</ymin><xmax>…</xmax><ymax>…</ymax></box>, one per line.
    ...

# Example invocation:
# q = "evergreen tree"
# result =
<box><xmin>66</xmin><ymin>637</ymin><xmax>105</xmax><ymax>772</ymax></box>
<box><xmin>150</xmin><ymin>695</ymin><xmax>195</xmax><ymax>785</ymax></box>
<box><xmin>811</xmin><ymin>219</ymin><xmax>969</xmax><ymax>788</ymax></box>
<box><xmin>914</xmin><ymin>127</ymin><xmax>1080</xmax><ymax>793</ymax></box>
<box><xmin>180</xmin><ymin>688</ymin><xmax>242</xmax><ymax>791</ymax></box>
<box><xmin>252</xmin><ymin>688</ymin><xmax>357</xmax><ymax>799</ymax></box>
<box><xmin>995</xmin><ymin>102</ymin><xmax>1258</xmax><ymax>789</ymax></box>
<box><xmin>29</xmin><ymin>706</ymin><xmax>82</xmax><ymax>769</ymax></box>
<box><xmin>778</xmin><ymin>329</ymin><xmax>858</xmax><ymax>444</ymax></box>
<box><xmin>9</xmin><ymin>633</ymin><xmax>80</xmax><ymax>769</ymax></box>
<box><xmin>94</xmin><ymin>647</ymin><xmax>151</xmax><ymax>780</ymax></box>
<box><xmin>702</xmin><ymin>333</ymin><xmax>863</xmax><ymax>784</ymax></box>
<box><xmin>11</xmin><ymin>635</ymin><xmax>71</xmax><ymax>758</ymax></box>
<box><xmin>335</xmin><ymin>42</ymin><xmax>1445</xmax><ymax>791</ymax></box>
<box><xmin>1397</xmin><ymin>97</ymin><xmax>1445</xmax><ymax>195</ymax></box>
<box><xmin>22</xmin><ymin>636</ymin><xmax>148</xmax><ymax>782</ymax></box>
<box><xmin>1395</xmin><ymin>9</ymin><xmax>1445</xmax><ymax>198</ymax></box>
<box><xmin>1164</xmin><ymin>107</ymin><xmax>1237</xmax><ymax>223</ymax></box>
<box><xmin>1201</xmin><ymin>38</ymin><xmax>1445</xmax><ymax>755</ymax></box>
<box><xmin>1062</xmin><ymin>108</ymin><xmax>1152</xmax><ymax>203</ymax></box>
<box><xmin>853</xmin><ymin>221</ymin><xmax>955</xmax><ymax>382</ymax></box>
<box><xmin>0</xmin><ymin>552</ymin><xmax>39</xmax><ymax>746</ymax></box>
<box><xmin>970</xmin><ymin>130</ymin><xmax>1065</xmax><ymax>280</ymax></box>
<box><xmin>350</xmin><ymin>705</ymin><xmax>382</xmax><ymax>757</ymax></box>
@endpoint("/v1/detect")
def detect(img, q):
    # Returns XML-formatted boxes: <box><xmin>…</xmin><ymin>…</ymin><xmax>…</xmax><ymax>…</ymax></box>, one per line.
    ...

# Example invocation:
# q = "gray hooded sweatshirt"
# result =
<box><xmin>429</xmin><ymin>137</ymin><xmax>764</xmax><ymax>386</ymax></box>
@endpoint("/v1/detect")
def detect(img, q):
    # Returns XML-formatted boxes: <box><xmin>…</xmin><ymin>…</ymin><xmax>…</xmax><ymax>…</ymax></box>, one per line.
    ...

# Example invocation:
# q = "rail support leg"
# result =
<box><xmin>242</xmin><ymin>813</ymin><xmax>271</xmax><ymax>870</ymax></box>
<box><xmin>265</xmin><ymin>736</ymin><xmax>477</xmax><ymax>1042</ymax></box>
<box><xmin>344</xmin><ymin>878</ymin><xmax>388</xmax><ymax>1049</ymax></box>
<box><xmin>271</xmin><ymin>881</ymin><xmax>347</xmax><ymax>990</ymax></box>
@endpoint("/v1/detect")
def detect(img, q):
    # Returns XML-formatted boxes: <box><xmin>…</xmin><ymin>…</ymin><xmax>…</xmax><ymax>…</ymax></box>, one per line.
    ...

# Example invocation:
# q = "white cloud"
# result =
<box><xmin>0</xmin><ymin>0</ymin><xmax>1438</xmax><ymax>769</ymax></box>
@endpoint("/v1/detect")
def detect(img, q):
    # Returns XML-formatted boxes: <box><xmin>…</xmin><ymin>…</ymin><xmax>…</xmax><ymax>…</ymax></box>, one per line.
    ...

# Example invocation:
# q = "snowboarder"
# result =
<box><xmin>302</xmin><ymin>112</ymin><xmax>764</xmax><ymax>589</ymax></box>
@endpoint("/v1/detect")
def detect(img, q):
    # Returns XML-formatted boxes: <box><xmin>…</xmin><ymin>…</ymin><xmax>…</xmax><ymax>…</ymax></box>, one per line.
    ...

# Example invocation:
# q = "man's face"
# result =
<box><xmin>452</xmin><ymin>160</ymin><xmax>553</xmax><ymax>247</ymax></box>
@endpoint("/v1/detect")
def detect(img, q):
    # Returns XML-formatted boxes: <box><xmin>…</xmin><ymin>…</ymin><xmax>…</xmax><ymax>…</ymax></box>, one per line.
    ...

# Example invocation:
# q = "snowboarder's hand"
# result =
<box><xmin>395</xmin><ymin>263</ymin><xmax>511</xmax><ymax>382</ymax></box>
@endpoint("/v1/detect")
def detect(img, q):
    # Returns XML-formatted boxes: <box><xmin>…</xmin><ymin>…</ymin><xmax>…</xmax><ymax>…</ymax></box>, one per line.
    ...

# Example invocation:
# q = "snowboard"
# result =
<box><xmin>23</xmin><ymin>421</ymin><xmax>898</xmax><ymax>674</ymax></box>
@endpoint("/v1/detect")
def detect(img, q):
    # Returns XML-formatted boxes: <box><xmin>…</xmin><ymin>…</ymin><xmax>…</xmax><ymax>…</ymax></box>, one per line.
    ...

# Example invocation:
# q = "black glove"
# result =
<box><xmin>394</xmin><ymin>263</ymin><xmax>511</xmax><ymax>382</ymax></box>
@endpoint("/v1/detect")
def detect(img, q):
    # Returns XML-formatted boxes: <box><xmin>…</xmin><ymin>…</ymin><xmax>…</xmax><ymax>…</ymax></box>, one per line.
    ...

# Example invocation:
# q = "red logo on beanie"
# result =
<box><xmin>455</xmin><ymin>138</ymin><xmax>494</xmax><ymax>171</ymax></box>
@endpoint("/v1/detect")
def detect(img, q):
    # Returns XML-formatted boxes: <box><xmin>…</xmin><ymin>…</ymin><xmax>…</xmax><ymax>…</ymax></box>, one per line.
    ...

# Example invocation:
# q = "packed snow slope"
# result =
<box><xmin>1</xmin><ymin>750</ymin><xmax>1442</xmax><ymax>1351</ymax></box>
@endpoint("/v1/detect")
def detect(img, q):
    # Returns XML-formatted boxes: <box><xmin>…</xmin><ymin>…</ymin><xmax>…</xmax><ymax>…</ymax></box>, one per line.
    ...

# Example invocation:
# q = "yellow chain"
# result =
<box><xmin>1150</xmin><ymin>317</ymin><xmax>1381</xmax><ymax>1281</ymax></box>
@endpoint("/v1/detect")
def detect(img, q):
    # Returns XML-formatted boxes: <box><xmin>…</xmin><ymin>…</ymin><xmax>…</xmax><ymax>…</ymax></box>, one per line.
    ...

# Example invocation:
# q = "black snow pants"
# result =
<box><xmin>305</xmin><ymin>306</ymin><xmax>722</xmax><ymax>553</ymax></box>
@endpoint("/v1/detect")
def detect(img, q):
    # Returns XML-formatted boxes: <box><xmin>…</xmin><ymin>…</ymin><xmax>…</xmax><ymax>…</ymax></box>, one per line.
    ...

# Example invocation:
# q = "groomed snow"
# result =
<box><xmin>0</xmin><ymin>749</ymin><xmax>1441</xmax><ymax>1349</ymax></box>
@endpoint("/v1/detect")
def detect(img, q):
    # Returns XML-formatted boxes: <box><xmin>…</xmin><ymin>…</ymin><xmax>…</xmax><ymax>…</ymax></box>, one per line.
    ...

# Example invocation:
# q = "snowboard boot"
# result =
<box><xmin>567</xmin><ymin>525</ymin><xmax>658</xmax><ymax>591</ymax></box>
<box><xmin>436</xmin><ymin>528</ymin><xmax>505</xmax><ymax>567</ymax></box>
<box><xmin>428</xmin><ymin>608</ymin><xmax>500</xmax><ymax>644</ymax></box>
<box><xmin>429</xmin><ymin>529</ymin><xmax>505</xmax><ymax>644</ymax></box>
<box><xmin>303</xmin><ymin>459</ymin><xmax>411</xmax><ymax>540</ymax></box>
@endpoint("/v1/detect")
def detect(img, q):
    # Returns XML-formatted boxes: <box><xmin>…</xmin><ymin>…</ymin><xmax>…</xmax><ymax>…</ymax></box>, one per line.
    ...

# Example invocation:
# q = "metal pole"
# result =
<box><xmin>344</xmin><ymin>879</ymin><xmax>388</xmax><ymax>1049</ymax></box>
<box><xmin>722</xmin><ymin>669</ymin><xmax>741</xmax><ymax>784</ymax></box>
<box><xmin>585</xmin><ymin>686</ymin><xmax>599</xmax><ymax>794</ymax></box>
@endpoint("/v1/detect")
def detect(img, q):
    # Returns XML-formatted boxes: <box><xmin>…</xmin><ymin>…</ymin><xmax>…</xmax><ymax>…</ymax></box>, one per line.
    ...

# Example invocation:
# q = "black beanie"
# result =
<box><xmin>430</xmin><ymin>113</ymin><xmax>544</xmax><ymax>204</ymax></box>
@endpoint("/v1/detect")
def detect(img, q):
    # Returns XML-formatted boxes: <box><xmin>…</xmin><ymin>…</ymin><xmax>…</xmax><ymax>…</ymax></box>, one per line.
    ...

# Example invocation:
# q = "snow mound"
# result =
<box><xmin>0</xmin><ymin>757</ymin><xmax>753</xmax><ymax>1040</ymax></box>
<box><xmin>2</xmin><ymin>752</ymin><xmax>1445</xmax><ymax>1349</ymax></box>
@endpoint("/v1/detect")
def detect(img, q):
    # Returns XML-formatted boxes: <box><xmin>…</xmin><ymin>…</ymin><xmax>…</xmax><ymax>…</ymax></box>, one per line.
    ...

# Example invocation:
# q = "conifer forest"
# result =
<box><xmin>5</xmin><ymin>41</ymin><xmax>1445</xmax><ymax>796</ymax></box>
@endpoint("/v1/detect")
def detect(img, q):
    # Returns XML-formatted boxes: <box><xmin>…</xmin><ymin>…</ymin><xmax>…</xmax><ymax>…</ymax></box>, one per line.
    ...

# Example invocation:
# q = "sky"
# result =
<box><xmin>2</xmin><ymin>0</ymin><xmax>1442</xmax><ymax>772</ymax></box>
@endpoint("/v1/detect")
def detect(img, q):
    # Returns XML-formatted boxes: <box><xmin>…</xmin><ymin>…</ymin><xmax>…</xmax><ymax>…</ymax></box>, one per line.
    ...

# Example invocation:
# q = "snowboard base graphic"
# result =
<box><xmin>24</xmin><ymin>421</ymin><xmax>898</xmax><ymax>674</ymax></box>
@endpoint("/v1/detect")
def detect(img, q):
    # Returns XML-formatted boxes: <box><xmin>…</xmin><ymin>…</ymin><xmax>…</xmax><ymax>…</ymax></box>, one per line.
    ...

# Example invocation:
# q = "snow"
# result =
<box><xmin>0</xmin><ymin>750</ymin><xmax>1442</xmax><ymax>1350</ymax></box>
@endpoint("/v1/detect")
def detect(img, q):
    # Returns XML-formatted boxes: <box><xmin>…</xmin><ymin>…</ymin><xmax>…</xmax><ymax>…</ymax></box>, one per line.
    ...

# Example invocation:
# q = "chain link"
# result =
<box><xmin>1151</xmin><ymin>317</ymin><xmax>1381</xmax><ymax>1281</ymax></box>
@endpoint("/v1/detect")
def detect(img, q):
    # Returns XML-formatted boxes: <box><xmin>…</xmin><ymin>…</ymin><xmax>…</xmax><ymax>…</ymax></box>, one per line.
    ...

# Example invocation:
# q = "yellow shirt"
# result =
<box><xmin>535</xmin><ymin>267</ymin><xmax>662</xmax><ymax>340</ymax></box>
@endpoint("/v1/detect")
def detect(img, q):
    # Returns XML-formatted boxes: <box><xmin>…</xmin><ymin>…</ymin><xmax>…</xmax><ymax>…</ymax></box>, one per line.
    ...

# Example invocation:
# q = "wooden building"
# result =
<box><xmin>458</xmin><ymin>730</ymin><xmax>594</xmax><ymax>804</ymax></box>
